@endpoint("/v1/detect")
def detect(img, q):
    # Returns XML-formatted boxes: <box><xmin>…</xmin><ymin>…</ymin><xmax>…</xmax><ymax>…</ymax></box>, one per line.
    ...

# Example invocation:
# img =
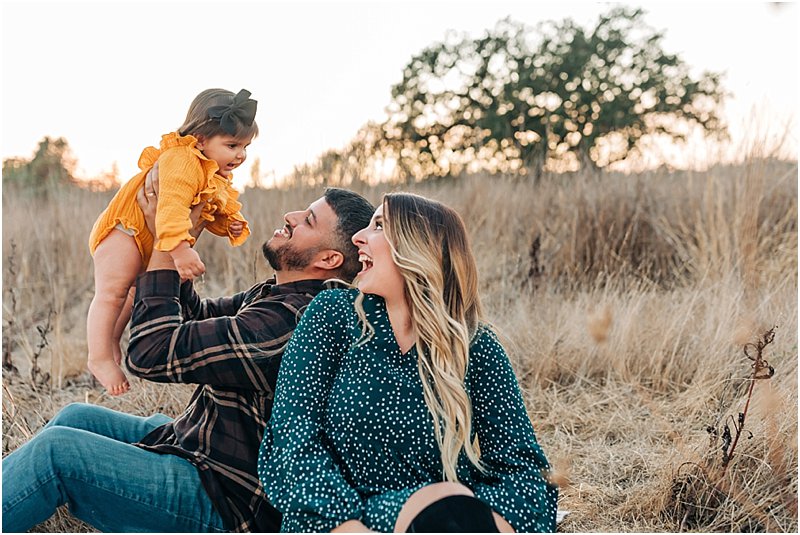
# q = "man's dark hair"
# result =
<box><xmin>324</xmin><ymin>188</ymin><xmax>374</xmax><ymax>282</ymax></box>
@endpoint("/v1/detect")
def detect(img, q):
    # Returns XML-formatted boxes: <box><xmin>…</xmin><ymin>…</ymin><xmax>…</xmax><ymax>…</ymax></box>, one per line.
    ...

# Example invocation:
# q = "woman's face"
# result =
<box><xmin>351</xmin><ymin>203</ymin><xmax>405</xmax><ymax>300</ymax></box>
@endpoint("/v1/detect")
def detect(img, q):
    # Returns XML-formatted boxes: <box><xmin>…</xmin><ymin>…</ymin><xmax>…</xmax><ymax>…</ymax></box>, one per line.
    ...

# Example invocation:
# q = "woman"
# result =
<box><xmin>258</xmin><ymin>193</ymin><xmax>557</xmax><ymax>532</ymax></box>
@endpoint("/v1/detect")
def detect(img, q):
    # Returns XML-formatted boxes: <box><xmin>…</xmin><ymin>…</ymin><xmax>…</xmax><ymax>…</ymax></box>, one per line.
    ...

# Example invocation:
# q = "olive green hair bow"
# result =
<box><xmin>208</xmin><ymin>89</ymin><xmax>257</xmax><ymax>135</ymax></box>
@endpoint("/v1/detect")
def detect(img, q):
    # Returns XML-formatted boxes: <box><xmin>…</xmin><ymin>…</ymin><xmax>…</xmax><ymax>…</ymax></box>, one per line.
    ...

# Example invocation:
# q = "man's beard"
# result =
<box><xmin>262</xmin><ymin>239</ymin><xmax>318</xmax><ymax>271</ymax></box>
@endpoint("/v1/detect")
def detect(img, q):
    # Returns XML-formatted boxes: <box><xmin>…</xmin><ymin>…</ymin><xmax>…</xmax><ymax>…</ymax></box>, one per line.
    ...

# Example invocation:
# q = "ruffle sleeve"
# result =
<box><xmin>151</xmin><ymin>134</ymin><xmax>208</xmax><ymax>252</ymax></box>
<box><xmin>154</xmin><ymin>133</ymin><xmax>250</xmax><ymax>250</ymax></box>
<box><xmin>202</xmin><ymin>182</ymin><xmax>251</xmax><ymax>246</ymax></box>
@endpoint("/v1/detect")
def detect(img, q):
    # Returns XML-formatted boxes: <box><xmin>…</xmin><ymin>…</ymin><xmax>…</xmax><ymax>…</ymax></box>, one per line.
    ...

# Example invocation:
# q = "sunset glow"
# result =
<box><xmin>2</xmin><ymin>1</ymin><xmax>797</xmax><ymax>189</ymax></box>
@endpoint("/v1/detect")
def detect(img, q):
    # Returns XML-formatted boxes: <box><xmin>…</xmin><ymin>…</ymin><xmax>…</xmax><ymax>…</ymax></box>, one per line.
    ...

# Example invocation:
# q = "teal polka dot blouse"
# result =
<box><xmin>258</xmin><ymin>289</ymin><xmax>558</xmax><ymax>532</ymax></box>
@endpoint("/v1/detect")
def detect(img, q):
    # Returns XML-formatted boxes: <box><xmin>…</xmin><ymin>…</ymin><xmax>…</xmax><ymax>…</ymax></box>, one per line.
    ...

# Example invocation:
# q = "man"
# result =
<box><xmin>2</xmin><ymin>184</ymin><xmax>374</xmax><ymax>532</ymax></box>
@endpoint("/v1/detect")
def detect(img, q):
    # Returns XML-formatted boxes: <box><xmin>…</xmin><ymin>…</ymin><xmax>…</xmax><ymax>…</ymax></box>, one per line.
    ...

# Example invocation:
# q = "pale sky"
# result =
<box><xmin>2</xmin><ymin>0</ymin><xmax>798</xmax><ymax>188</ymax></box>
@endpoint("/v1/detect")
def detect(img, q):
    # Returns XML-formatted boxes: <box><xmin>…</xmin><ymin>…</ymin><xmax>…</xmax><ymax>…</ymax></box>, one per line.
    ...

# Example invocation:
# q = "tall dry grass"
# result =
<box><xmin>2</xmin><ymin>157</ymin><xmax>797</xmax><ymax>532</ymax></box>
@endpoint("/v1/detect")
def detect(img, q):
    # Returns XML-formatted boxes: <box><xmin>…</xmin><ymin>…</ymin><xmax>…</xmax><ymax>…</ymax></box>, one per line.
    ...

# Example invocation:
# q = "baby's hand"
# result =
<box><xmin>170</xmin><ymin>242</ymin><xmax>206</xmax><ymax>280</ymax></box>
<box><xmin>229</xmin><ymin>220</ymin><xmax>245</xmax><ymax>238</ymax></box>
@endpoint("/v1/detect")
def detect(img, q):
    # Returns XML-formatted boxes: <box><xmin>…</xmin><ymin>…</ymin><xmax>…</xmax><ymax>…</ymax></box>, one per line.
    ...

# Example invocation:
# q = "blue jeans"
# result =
<box><xmin>2</xmin><ymin>403</ymin><xmax>226</xmax><ymax>532</ymax></box>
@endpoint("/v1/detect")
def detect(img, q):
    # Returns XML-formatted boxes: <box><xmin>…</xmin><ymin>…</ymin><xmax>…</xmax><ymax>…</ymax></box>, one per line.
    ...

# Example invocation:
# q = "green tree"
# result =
<box><xmin>382</xmin><ymin>6</ymin><xmax>727</xmax><ymax>180</ymax></box>
<box><xmin>3</xmin><ymin>136</ymin><xmax>77</xmax><ymax>196</ymax></box>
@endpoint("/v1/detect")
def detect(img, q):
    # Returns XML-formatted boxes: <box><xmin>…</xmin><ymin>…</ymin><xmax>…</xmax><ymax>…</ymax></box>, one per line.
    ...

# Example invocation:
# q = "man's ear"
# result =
<box><xmin>313</xmin><ymin>250</ymin><xmax>344</xmax><ymax>271</ymax></box>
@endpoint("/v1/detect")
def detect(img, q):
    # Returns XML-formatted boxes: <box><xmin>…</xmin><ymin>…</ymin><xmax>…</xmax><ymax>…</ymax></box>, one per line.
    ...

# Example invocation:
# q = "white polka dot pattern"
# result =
<box><xmin>258</xmin><ymin>289</ymin><xmax>558</xmax><ymax>532</ymax></box>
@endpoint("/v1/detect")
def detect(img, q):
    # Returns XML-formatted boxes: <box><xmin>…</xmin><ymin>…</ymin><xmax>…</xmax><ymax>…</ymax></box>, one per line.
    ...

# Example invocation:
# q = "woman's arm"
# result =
<box><xmin>258</xmin><ymin>290</ymin><xmax>367</xmax><ymax>532</ymax></box>
<box><xmin>467</xmin><ymin>327</ymin><xmax>559</xmax><ymax>533</ymax></box>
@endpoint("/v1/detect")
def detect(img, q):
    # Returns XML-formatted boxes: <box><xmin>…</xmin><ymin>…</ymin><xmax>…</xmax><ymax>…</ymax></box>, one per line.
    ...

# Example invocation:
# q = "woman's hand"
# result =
<box><xmin>331</xmin><ymin>519</ymin><xmax>372</xmax><ymax>532</ymax></box>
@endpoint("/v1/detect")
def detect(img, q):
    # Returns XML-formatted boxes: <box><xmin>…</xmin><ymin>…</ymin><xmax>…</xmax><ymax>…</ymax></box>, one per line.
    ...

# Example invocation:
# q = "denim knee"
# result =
<box><xmin>45</xmin><ymin>403</ymin><xmax>95</xmax><ymax>429</ymax></box>
<box><xmin>24</xmin><ymin>426</ymin><xmax>70</xmax><ymax>471</ymax></box>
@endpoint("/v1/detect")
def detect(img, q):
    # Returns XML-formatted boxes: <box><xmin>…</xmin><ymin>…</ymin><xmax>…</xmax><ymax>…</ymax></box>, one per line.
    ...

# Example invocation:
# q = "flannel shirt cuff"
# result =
<box><xmin>136</xmin><ymin>269</ymin><xmax>182</xmax><ymax>299</ymax></box>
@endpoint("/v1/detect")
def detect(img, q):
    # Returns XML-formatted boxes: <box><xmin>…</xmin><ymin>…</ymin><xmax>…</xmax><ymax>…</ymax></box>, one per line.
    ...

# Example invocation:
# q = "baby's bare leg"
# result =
<box><xmin>110</xmin><ymin>287</ymin><xmax>136</xmax><ymax>365</ymax></box>
<box><xmin>87</xmin><ymin>230</ymin><xmax>141</xmax><ymax>395</ymax></box>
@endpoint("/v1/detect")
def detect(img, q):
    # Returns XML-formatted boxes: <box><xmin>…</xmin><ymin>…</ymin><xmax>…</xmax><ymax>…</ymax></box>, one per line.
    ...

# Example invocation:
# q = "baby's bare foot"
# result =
<box><xmin>88</xmin><ymin>357</ymin><xmax>130</xmax><ymax>396</ymax></box>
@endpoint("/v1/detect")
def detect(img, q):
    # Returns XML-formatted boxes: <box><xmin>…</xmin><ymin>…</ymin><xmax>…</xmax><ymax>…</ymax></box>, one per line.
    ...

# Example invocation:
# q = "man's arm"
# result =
<box><xmin>138</xmin><ymin>165</ymin><xmax>244</xmax><ymax>319</ymax></box>
<box><xmin>179</xmin><ymin>279</ymin><xmax>252</xmax><ymax>320</ymax></box>
<box><xmin>138</xmin><ymin>164</ymin><xmax>207</xmax><ymax>271</ymax></box>
<box><xmin>126</xmin><ymin>169</ymin><xmax>299</xmax><ymax>390</ymax></box>
<box><xmin>147</xmin><ymin>248</ymin><xmax>249</xmax><ymax>320</ymax></box>
<box><xmin>125</xmin><ymin>269</ymin><xmax>304</xmax><ymax>389</ymax></box>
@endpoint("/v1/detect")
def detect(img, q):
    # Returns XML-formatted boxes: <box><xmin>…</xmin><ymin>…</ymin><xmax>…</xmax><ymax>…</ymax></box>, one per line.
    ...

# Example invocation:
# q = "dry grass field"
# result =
<box><xmin>2</xmin><ymin>157</ymin><xmax>797</xmax><ymax>532</ymax></box>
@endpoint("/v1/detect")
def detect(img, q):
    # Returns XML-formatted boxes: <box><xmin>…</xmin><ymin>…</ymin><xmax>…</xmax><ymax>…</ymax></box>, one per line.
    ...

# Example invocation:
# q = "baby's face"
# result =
<box><xmin>196</xmin><ymin>134</ymin><xmax>253</xmax><ymax>177</ymax></box>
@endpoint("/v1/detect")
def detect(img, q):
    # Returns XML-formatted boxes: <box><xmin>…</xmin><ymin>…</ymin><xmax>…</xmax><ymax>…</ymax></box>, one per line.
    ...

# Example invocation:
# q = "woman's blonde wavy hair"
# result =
<box><xmin>355</xmin><ymin>192</ymin><xmax>485</xmax><ymax>482</ymax></box>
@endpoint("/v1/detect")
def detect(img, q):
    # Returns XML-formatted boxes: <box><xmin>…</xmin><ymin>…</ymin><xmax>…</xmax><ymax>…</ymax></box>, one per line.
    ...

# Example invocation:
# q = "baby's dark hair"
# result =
<box><xmin>178</xmin><ymin>88</ymin><xmax>259</xmax><ymax>140</ymax></box>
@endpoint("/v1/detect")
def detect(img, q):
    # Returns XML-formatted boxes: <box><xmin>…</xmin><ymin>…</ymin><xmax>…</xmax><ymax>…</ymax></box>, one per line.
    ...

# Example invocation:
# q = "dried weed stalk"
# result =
<box><xmin>712</xmin><ymin>326</ymin><xmax>776</xmax><ymax>468</ymax></box>
<box><xmin>526</xmin><ymin>234</ymin><xmax>545</xmax><ymax>291</ymax></box>
<box><xmin>29</xmin><ymin>308</ymin><xmax>55</xmax><ymax>390</ymax></box>
<box><xmin>3</xmin><ymin>240</ymin><xmax>19</xmax><ymax>373</ymax></box>
<box><xmin>666</xmin><ymin>326</ymin><xmax>789</xmax><ymax>532</ymax></box>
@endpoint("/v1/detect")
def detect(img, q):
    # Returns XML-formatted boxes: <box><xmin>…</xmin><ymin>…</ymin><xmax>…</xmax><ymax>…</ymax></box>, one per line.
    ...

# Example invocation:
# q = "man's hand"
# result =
<box><xmin>188</xmin><ymin>204</ymin><xmax>209</xmax><ymax>240</ymax></box>
<box><xmin>170</xmin><ymin>241</ymin><xmax>206</xmax><ymax>280</ymax></box>
<box><xmin>136</xmin><ymin>161</ymin><xmax>208</xmax><ymax>238</ymax></box>
<box><xmin>229</xmin><ymin>220</ymin><xmax>245</xmax><ymax>238</ymax></box>
<box><xmin>137</xmin><ymin>164</ymin><xmax>159</xmax><ymax>234</ymax></box>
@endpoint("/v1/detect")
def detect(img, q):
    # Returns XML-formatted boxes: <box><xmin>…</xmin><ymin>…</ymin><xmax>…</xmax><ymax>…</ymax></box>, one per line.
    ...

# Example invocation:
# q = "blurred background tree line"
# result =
<box><xmin>4</xmin><ymin>7</ymin><xmax>727</xmax><ymax>192</ymax></box>
<box><xmin>3</xmin><ymin>137</ymin><xmax>118</xmax><ymax>195</ymax></box>
<box><xmin>288</xmin><ymin>6</ymin><xmax>727</xmax><ymax>186</ymax></box>
<box><xmin>3</xmin><ymin>137</ymin><xmax>77</xmax><ymax>197</ymax></box>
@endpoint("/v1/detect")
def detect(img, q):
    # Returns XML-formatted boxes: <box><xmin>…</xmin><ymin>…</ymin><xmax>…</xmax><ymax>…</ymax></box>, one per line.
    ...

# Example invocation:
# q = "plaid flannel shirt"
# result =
<box><xmin>126</xmin><ymin>269</ymin><xmax>331</xmax><ymax>532</ymax></box>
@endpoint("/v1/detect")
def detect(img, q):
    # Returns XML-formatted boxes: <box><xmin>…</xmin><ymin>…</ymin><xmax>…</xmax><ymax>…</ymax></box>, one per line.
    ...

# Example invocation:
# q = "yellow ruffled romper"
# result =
<box><xmin>89</xmin><ymin>132</ymin><xmax>250</xmax><ymax>266</ymax></box>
